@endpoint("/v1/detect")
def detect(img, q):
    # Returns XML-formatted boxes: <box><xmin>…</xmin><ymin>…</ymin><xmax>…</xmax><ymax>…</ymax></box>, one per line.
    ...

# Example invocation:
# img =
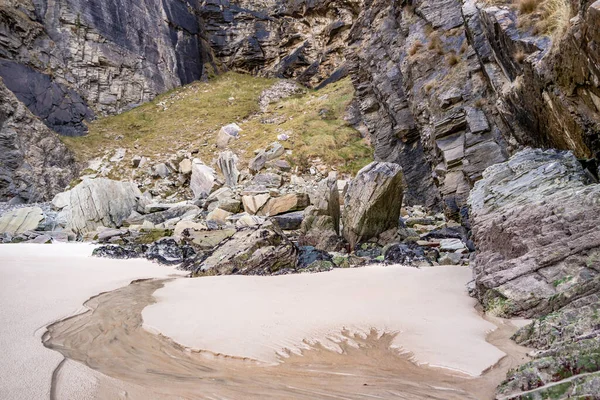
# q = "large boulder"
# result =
<box><xmin>0</xmin><ymin>206</ymin><xmax>44</xmax><ymax>235</ymax></box>
<box><xmin>190</xmin><ymin>222</ymin><xmax>298</xmax><ymax>275</ymax></box>
<box><xmin>469</xmin><ymin>149</ymin><xmax>600</xmax><ymax>318</ymax></box>
<box><xmin>53</xmin><ymin>178</ymin><xmax>142</xmax><ymax>234</ymax></box>
<box><xmin>342</xmin><ymin>162</ymin><xmax>404</xmax><ymax>249</ymax></box>
<box><xmin>190</xmin><ymin>159</ymin><xmax>217</xmax><ymax>199</ymax></box>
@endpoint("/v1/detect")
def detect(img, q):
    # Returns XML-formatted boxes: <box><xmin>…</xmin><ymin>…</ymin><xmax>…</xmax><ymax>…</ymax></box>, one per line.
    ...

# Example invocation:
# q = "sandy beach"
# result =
<box><xmin>1</xmin><ymin>244</ymin><xmax>530</xmax><ymax>399</ymax></box>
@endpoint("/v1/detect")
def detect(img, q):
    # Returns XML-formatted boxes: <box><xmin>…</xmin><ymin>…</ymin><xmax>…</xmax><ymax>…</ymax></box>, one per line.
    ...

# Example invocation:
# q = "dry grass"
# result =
<box><xmin>514</xmin><ymin>49</ymin><xmax>527</xmax><ymax>63</ymax></box>
<box><xmin>517</xmin><ymin>0</ymin><xmax>540</xmax><ymax>14</ymax></box>
<box><xmin>408</xmin><ymin>40</ymin><xmax>423</xmax><ymax>56</ymax></box>
<box><xmin>513</xmin><ymin>0</ymin><xmax>572</xmax><ymax>41</ymax></box>
<box><xmin>62</xmin><ymin>72</ymin><xmax>372</xmax><ymax>176</ymax></box>
<box><xmin>446</xmin><ymin>52</ymin><xmax>460</xmax><ymax>66</ymax></box>
<box><xmin>428</xmin><ymin>32</ymin><xmax>444</xmax><ymax>55</ymax></box>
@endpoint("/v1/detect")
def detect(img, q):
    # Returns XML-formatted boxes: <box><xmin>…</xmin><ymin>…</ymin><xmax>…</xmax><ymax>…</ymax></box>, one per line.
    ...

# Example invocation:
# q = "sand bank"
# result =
<box><xmin>143</xmin><ymin>265</ymin><xmax>505</xmax><ymax>377</ymax></box>
<box><xmin>0</xmin><ymin>243</ymin><xmax>183</xmax><ymax>400</ymax></box>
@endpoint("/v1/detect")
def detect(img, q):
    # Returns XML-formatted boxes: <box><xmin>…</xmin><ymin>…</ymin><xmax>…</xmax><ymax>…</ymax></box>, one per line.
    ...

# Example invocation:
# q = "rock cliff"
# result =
<box><xmin>0</xmin><ymin>78</ymin><xmax>77</xmax><ymax>202</ymax></box>
<box><xmin>2</xmin><ymin>0</ymin><xmax>598</xmax><ymax>211</ymax></box>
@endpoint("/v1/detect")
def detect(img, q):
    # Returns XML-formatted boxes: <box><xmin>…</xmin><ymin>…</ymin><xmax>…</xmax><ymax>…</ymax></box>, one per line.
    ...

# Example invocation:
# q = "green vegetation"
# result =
<box><xmin>63</xmin><ymin>72</ymin><xmax>372</xmax><ymax>176</ymax></box>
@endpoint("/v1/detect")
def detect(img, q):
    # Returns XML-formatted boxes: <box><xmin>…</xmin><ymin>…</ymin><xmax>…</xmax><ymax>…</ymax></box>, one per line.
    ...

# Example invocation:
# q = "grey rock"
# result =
<box><xmin>342</xmin><ymin>162</ymin><xmax>404</xmax><ymax>249</ymax></box>
<box><xmin>128</xmin><ymin>204</ymin><xmax>200</xmax><ymax>226</ymax></box>
<box><xmin>152</xmin><ymin>163</ymin><xmax>170</xmax><ymax>179</ymax></box>
<box><xmin>216</xmin><ymin>123</ymin><xmax>241</xmax><ymax>149</ymax></box>
<box><xmin>252</xmin><ymin>173</ymin><xmax>282</xmax><ymax>188</ymax></box>
<box><xmin>0</xmin><ymin>206</ymin><xmax>45</xmax><ymax>235</ymax></box>
<box><xmin>0</xmin><ymin>79</ymin><xmax>78</xmax><ymax>202</ymax></box>
<box><xmin>190</xmin><ymin>159</ymin><xmax>217</xmax><ymax>199</ymax></box>
<box><xmin>249</xmin><ymin>152</ymin><xmax>267</xmax><ymax>173</ymax></box>
<box><xmin>54</xmin><ymin>178</ymin><xmax>142</xmax><ymax>234</ymax></box>
<box><xmin>264</xmin><ymin>142</ymin><xmax>285</xmax><ymax>161</ymax></box>
<box><xmin>271</xmin><ymin>211</ymin><xmax>304</xmax><ymax>230</ymax></box>
<box><xmin>216</xmin><ymin>151</ymin><xmax>240</xmax><ymax>187</ymax></box>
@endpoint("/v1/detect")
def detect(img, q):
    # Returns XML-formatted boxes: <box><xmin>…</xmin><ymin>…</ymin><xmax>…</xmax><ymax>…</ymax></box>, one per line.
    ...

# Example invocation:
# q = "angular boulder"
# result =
<box><xmin>216</xmin><ymin>123</ymin><xmax>241</xmax><ymax>149</ymax></box>
<box><xmin>342</xmin><ymin>162</ymin><xmax>404</xmax><ymax>249</ymax></box>
<box><xmin>259</xmin><ymin>193</ymin><xmax>309</xmax><ymax>217</ymax></box>
<box><xmin>54</xmin><ymin>178</ymin><xmax>142</xmax><ymax>234</ymax></box>
<box><xmin>300</xmin><ymin>174</ymin><xmax>343</xmax><ymax>251</ymax></box>
<box><xmin>216</xmin><ymin>151</ymin><xmax>240</xmax><ymax>187</ymax></box>
<box><xmin>192</xmin><ymin>222</ymin><xmax>298</xmax><ymax>275</ymax></box>
<box><xmin>190</xmin><ymin>159</ymin><xmax>217</xmax><ymax>199</ymax></box>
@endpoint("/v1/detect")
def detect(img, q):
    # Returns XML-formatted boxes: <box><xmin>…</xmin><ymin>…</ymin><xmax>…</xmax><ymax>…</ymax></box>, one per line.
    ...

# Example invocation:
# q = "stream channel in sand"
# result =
<box><xmin>42</xmin><ymin>266</ymin><xmax>531</xmax><ymax>400</ymax></box>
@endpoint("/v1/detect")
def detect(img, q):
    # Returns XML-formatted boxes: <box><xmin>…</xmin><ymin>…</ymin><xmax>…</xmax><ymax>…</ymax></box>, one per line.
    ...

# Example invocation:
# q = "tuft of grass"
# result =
<box><xmin>446</xmin><ymin>52</ymin><xmax>460</xmax><ymax>66</ymax></box>
<box><xmin>536</xmin><ymin>0</ymin><xmax>572</xmax><ymax>39</ymax></box>
<box><xmin>408</xmin><ymin>40</ymin><xmax>423</xmax><ymax>56</ymax></box>
<box><xmin>62</xmin><ymin>72</ymin><xmax>372</xmax><ymax>176</ymax></box>
<box><xmin>518</xmin><ymin>0</ymin><xmax>540</xmax><ymax>14</ymax></box>
<box><xmin>514</xmin><ymin>49</ymin><xmax>527</xmax><ymax>63</ymax></box>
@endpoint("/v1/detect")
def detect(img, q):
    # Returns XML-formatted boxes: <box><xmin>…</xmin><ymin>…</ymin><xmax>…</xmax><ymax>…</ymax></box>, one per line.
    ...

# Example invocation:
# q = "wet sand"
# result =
<box><xmin>0</xmin><ymin>244</ymin><xmax>184</xmax><ymax>400</ymax></box>
<box><xmin>45</xmin><ymin>269</ymin><xmax>530</xmax><ymax>399</ymax></box>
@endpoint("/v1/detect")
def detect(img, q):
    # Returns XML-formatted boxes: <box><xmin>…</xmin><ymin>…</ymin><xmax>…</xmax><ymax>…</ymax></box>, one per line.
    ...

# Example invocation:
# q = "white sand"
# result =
<box><xmin>0</xmin><ymin>243</ymin><xmax>183</xmax><ymax>400</ymax></box>
<box><xmin>143</xmin><ymin>265</ymin><xmax>505</xmax><ymax>377</ymax></box>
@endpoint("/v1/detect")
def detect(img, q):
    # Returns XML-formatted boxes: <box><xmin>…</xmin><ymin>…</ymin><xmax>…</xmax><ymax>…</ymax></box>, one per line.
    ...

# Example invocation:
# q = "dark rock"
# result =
<box><xmin>146</xmin><ymin>239</ymin><xmax>196</xmax><ymax>266</ymax></box>
<box><xmin>271</xmin><ymin>211</ymin><xmax>304</xmax><ymax>230</ymax></box>
<box><xmin>384</xmin><ymin>244</ymin><xmax>429</xmax><ymax>266</ymax></box>
<box><xmin>92</xmin><ymin>244</ymin><xmax>147</xmax><ymax>260</ymax></box>
<box><xmin>297</xmin><ymin>246</ymin><xmax>334</xmax><ymax>272</ymax></box>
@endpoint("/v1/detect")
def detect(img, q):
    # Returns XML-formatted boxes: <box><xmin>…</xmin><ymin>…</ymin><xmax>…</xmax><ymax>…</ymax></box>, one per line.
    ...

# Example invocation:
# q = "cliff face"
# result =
<box><xmin>0</xmin><ymin>78</ymin><xmax>77</xmax><ymax>202</ymax></box>
<box><xmin>0</xmin><ymin>0</ymin><xmax>208</xmax><ymax>135</ymax></box>
<box><xmin>1</xmin><ymin>0</ymin><xmax>599</xmax><ymax>211</ymax></box>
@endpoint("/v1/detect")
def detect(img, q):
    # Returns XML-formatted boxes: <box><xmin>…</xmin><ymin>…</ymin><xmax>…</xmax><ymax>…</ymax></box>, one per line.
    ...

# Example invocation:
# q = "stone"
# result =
<box><xmin>438</xmin><ymin>252</ymin><xmax>463</xmax><ymax>266</ymax></box>
<box><xmin>128</xmin><ymin>204</ymin><xmax>200</xmax><ymax>226</ymax></box>
<box><xmin>307</xmin><ymin>174</ymin><xmax>341</xmax><ymax>233</ymax></box>
<box><xmin>236</xmin><ymin>214</ymin><xmax>265</xmax><ymax>228</ymax></box>
<box><xmin>190</xmin><ymin>159</ymin><xmax>217</xmax><ymax>199</ymax></box>
<box><xmin>271</xmin><ymin>211</ymin><xmax>304</xmax><ymax>230</ymax></box>
<box><xmin>189</xmin><ymin>222</ymin><xmax>298</xmax><ymax>275</ymax></box>
<box><xmin>206</xmin><ymin>208</ymin><xmax>233</xmax><ymax>224</ymax></box>
<box><xmin>297</xmin><ymin>246</ymin><xmax>335</xmax><ymax>272</ymax></box>
<box><xmin>242</xmin><ymin>194</ymin><xmax>270</xmax><ymax>215</ymax></box>
<box><xmin>216</xmin><ymin>151</ymin><xmax>240</xmax><ymax>187</ymax></box>
<box><xmin>260</xmin><ymin>193</ymin><xmax>310</xmax><ymax>217</ymax></box>
<box><xmin>342</xmin><ymin>162</ymin><xmax>404</xmax><ymax>249</ymax></box>
<box><xmin>146</xmin><ymin>239</ymin><xmax>187</xmax><ymax>265</ymax></box>
<box><xmin>27</xmin><ymin>234</ymin><xmax>52</xmax><ymax>244</ymax></box>
<box><xmin>264</xmin><ymin>142</ymin><xmax>285</xmax><ymax>160</ymax></box>
<box><xmin>132</xmin><ymin>156</ymin><xmax>143</xmax><ymax>168</ymax></box>
<box><xmin>53</xmin><ymin>179</ymin><xmax>142</xmax><ymax>234</ymax></box>
<box><xmin>252</xmin><ymin>173</ymin><xmax>282</xmax><ymax>188</ymax></box>
<box><xmin>465</xmin><ymin>107</ymin><xmax>490</xmax><ymax>134</ymax></box>
<box><xmin>274</xmin><ymin>160</ymin><xmax>291</xmax><ymax>171</ymax></box>
<box><xmin>439</xmin><ymin>238</ymin><xmax>466</xmax><ymax>251</ymax></box>
<box><xmin>93</xmin><ymin>244</ymin><xmax>148</xmax><ymax>260</ymax></box>
<box><xmin>249</xmin><ymin>152</ymin><xmax>267</xmax><ymax>173</ymax></box>
<box><xmin>179</xmin><ymin>159</ymin><xmax>192</xmax><ymax>175</ymax></box>
<box><xmin>0</xmin><ymin>207</ymin><xmax>44</xmax><ymax>235</ymax></box>
<box><xmin>152</xmin><ymin>163</ymin><xmax>170</xmax><ymax>179</ymax></box>
<box><xmin>218</xmin><ymin>198</ymin><xmax>241</xmax><ymax>214</ymax></box>
<box><xmin>96</xmin><ymin>228</ymin><xmax>127</xmax><ymax>243</ymax></box>
<box><xmin>216</xmin><ymin>123</ymin><xmax>241</xmax><ymax>148</ymax></box>
<box><xmin>384</xmin><ymin>244</ymin><xmax>429</xmax><ymax>266</ymax></box>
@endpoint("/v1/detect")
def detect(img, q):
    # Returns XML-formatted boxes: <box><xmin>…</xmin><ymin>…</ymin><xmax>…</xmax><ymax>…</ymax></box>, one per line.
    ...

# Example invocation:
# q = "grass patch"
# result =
<box><xmin>63</xmin><ymin>72</ymin><xmax>371</xmax><ymax>176</ymax></box>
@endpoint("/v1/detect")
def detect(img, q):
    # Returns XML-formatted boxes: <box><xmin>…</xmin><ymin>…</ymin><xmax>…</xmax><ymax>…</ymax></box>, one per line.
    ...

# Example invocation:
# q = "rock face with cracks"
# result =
<box><xmin>53</xmin><ymin>178</ymin><xmax>142</xmax><ymax>234</ymax></box>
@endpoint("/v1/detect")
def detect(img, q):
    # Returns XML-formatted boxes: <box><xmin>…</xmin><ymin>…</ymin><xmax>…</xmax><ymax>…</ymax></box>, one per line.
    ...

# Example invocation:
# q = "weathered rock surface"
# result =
<box><xmin>0</xmin><ymin>206</ymin><xmax>44</xmax><ymax>235</ymax></box>
<box><xmin>190</xmin><ymin>159</ymin><xmax>217</xmax><ymax>199</ymax></box>
<box><xmin>190</xmin><ymin>222</ymin><xmax>298</xmax><ymax>275</ymax></box>
<box><xmin>0</xmin><ymin>79</ymin><xmax>78</xmax><ymax>202</ymax></box>
<box><xmin>216</xmin><ymin>151</ymin><xmax>240</xmax><ymax>187</ymax></box>
<box><xmin>469</xmin><ymin>149</ymin><xmax>599</xmax><ymax>317</ymax></box>
<box><xmin>301</xmin><ymin>174</ymin><xmax>343</xmax><ymax>251</ymax></box>
<box><xmin>342</xmin><ymin>162</ymin><xmax>404</xmax><ymax>249</ymax></box>
<box><xmin>54</xmin><ymin>178</ymin><xmax>142</xmax><ymax>234</ymax></box>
